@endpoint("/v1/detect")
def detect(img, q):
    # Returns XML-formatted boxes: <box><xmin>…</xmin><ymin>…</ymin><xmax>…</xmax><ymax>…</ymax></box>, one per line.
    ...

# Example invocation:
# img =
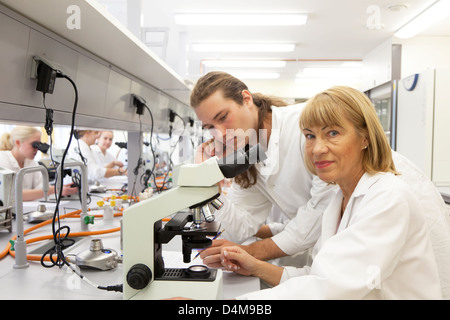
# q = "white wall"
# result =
<box><xmin>394</xmin><ymin>34</ymin><xmax>450</xmax><ymax>186</ymax></box>
<box><xmin>361</xmin><ymin>38</ymin><xmax>394</xmax><ymax>91</ymax></box>
<box><xmin>393</xmin><ymin>35</ymin><xmax>450</xmax><ymax>77</ymax></box>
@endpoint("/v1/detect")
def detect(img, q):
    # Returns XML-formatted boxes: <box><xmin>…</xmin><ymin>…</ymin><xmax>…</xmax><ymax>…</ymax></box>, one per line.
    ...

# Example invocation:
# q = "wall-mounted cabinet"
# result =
<box><xmin>0</xmin><ymin>0</ymin><xmax>194</xmax><ymax>133</ymax></box>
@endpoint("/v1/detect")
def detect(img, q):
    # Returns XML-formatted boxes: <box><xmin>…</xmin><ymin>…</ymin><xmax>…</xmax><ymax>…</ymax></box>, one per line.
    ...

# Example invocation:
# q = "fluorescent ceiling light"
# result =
<box><xmin>192</xmin><ymin>43</ymin><xmax>295</xmax><ymax>52</ymax></box>
<box><xmin>297</xmin><ymin>67</ymin><xmax>362</xmax><ymax>78</ymax></box>
<box><xmin>230</xmin><ymin>72</ymin><xmax>281</xmax><ymax>79</ymax></box>
<box><xmin>202</xmin><ymin>60</ymin><xmax>287</xmax><ymax>68</ymax></box>
<box><xmin>294</xmin><ymin>77</ymin><xmax>362</xmax><ymax>89</ymax></box>
<box><xmin>394</xmin><ymin>0</ymin><xmax>450</xmax><ymax>39</ymax></box>
<box><xmin>174</xmin><ymin>13</ymin><xmax>308</xmax><ymax>26</ymax></box>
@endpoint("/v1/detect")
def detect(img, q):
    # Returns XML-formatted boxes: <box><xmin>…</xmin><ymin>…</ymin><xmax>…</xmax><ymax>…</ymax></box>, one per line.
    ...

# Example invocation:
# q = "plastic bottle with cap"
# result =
<box><xmin>103</xmin><ymin>202</ymin><xmax>114</xmax><ymax>224</ymax></box>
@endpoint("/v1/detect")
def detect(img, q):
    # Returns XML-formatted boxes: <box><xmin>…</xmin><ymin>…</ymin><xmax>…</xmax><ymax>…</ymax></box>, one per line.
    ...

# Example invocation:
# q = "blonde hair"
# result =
<box><xmin>299</xmin><ymin>86</ymin><xmax>398</xmax><ymax>176</ymax></box>
<box><xmin>0</xmin><ymin>126</ymin><xmax>41</xmax><ymax>151</ymax></box>
<box><xmin>191</xmin><ymin>71</ymin><xmax>288</xmax><ymax>189</ymax></box>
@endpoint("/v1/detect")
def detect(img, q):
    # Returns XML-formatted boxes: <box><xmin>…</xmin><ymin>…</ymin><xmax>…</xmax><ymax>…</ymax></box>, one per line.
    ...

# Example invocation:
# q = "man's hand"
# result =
<box><xmin>195</xmin><ymin>138</ymin><xmax>218</xmax><ymax>163</ymax></box>
<box><xmin>61</xmin><ymin>183</ymin><xmax>79</xmax><ymax>196</ymax></box>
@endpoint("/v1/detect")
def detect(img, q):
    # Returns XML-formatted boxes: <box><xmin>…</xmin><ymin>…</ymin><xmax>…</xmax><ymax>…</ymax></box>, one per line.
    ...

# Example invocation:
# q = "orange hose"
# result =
<box><xmin>0</xmin><ymin>210</ymin><xmax>81</xmax><ymax>259</ymax></box>
<box><xmin>0</xmin><ymin>209</ymin><xmax>120</xmax><ymax>261</ymax></box>
<box><xmin>8</xmin><ymin>226</ymin><xmax>120</xmax><ymax>261</ymax></box>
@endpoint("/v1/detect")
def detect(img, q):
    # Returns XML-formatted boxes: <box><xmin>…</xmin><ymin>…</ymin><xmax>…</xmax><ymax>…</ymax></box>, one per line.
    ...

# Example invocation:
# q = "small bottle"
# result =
<box><xmin>103</xmin><ymin>203</ymin><xmax>113</xmax><ymax>223</ymax></box>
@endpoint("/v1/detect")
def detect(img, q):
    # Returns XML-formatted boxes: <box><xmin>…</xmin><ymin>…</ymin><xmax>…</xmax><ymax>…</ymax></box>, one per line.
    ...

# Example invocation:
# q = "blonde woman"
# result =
<box><xmin>220</xmin><ymin>86</ymin><xmax>442</xmax><ymax>299</ymax></box>
<box><xmin>0</xmin><ymin>126</ymin><xmax>78</xmax><ymax>201</ymax></box>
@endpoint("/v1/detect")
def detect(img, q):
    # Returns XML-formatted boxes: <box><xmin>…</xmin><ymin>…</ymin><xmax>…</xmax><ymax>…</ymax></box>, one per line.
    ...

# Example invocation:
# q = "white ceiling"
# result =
<box><xmin>96</xmin><ymin>0</ymin><xmax>450</xmax><ymax>99</ymax></box>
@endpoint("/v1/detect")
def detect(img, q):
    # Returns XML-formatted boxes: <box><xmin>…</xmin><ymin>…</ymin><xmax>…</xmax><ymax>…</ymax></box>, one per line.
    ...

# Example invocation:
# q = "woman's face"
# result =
<box><xmin>98</xmin><ymin>131</ymin><xmax>113</xmax><ymax>150</ymax></box>
<box><xmin>19</xmin><ymin>131</ymin><xmax>42</xmax><ymax>160</ymax></box>
<box><xmin>302</xmin><ymin>116</ymin><xmax>367</xmax><ymax>188</ymax></box>
<box><xmin>194</xmin><ymin>90</ymin><xmax>259</xmax><ymax>157</ymax></box>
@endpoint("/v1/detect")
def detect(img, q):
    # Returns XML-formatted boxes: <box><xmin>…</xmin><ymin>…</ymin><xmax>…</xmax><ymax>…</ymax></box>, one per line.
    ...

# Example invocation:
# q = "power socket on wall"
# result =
<box><xmin>30</xmin><ymin>56</ymin><xmax>66</xmax><ymax>94</ymax></box>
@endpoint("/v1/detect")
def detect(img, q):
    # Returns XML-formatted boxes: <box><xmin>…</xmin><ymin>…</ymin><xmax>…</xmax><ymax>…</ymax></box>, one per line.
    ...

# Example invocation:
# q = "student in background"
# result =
<box><xmin>68</xmin><ymin>130</ymin><xmax>126</xmax><ymax>183</ymax></box>
<box><xmin>0</xmin><ymin>126</ymin><xmax>78</xmax><ymax>201</ymax></box>
<box><xmin>91</xmin><ymin>130</ymin><xmax>124</xmax><ymax>169</ymax></box>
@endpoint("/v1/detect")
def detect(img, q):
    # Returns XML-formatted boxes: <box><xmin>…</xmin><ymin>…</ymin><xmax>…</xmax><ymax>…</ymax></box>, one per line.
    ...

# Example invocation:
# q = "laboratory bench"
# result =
<box><xmin>0</xmin><ymin>177</ymin><xmax>260</xmax><ymax>300</ymax></box>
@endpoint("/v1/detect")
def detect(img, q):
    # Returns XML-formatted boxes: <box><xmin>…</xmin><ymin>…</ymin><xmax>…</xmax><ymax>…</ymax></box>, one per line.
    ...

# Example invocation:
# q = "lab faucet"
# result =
<box><xmin>55</xmin><ymin>161</ymin><xmax>88</xmax><ymax>231</ymax></box>
<box><xmin>14</xmin><ymin>165</ymin><xmax>49</xmax><ymax>269</ymax></box>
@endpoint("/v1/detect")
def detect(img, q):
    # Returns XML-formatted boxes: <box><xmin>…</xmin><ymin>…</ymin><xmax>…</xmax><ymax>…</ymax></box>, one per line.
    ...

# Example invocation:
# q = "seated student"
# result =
<box><xmin>68</xmin><ymin>130</ymin><xmax>127</xmax><ymax>184</ymax></box>
<box><xmin>0</xmin><ymin>126</ymin><xmax>78</xmax><ymax>201</ymax></box>
<box><xmin>91</xmin><ymin>131</ymin><xmax>124</xmax><ymax>169</ymax></box>
<box><xmin>219</xmin><ymin>86</ymin><xmax>442</xmax><ymax>299</ymax></box>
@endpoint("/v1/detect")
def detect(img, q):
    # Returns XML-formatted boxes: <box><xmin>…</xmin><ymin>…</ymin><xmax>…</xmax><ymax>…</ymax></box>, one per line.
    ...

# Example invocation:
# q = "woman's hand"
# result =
<box><xmin>220</xmin><ymin>246</ymin><xmax>260</xmax><ymax>276</ymax></box>
<box><xmin>200</xmin><ymin>239</ymin><xmax>242</xmax><ymax>268</ymax></box>
<box><xmin>220</xmin><ymin>246</ymin><xmax>284</xmax><ymax>286</ymax></box>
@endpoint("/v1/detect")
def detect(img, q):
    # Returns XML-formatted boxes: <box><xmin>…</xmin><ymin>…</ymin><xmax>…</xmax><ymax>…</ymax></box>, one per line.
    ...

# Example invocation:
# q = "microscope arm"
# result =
<box><xmin>123</xmin><ymin>184</ymin><xmax>220</xmax><ymax>298</ymax></box>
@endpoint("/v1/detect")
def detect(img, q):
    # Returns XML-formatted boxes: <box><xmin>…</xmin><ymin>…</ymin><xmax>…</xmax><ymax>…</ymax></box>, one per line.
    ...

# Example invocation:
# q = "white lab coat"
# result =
<box><xmin>68</xmin><ymin>139</ymin><xmax>106</xmax><ymax>183</ymax></box>
<box><xmin>215</xmin><ymin>104</ymin><xmax>336</xmax><ymax>244</ymax></box>
<box><xmin>0</xmin><ymin>150</ymin><xmax>43</xmax><ymax>190</ymax></box>
<box><xmin>90</xmin><ymin>144</ymin><xmax>117</xmax><ymax>167</ymax></box>
<box><xmin>273</xmin><ymin>150</ymin><xmax>450</xmax><ymax>299</ymax></box>
<box><xmin>0</xmin><ymin>150</ymin><xmax>43</xmax><ymax>208</ymax></box>
<box><xmin>238</xmin><ymin>173</ymin><xmax>442</xmax><ymax>300</ymax></box>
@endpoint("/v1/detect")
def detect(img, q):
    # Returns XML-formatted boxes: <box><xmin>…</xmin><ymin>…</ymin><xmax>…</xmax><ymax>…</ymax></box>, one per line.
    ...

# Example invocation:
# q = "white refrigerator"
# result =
<box><xmin>396</xmin><ymin>68</ymin><xmax>450</xmax><ymax>190</ymax></box>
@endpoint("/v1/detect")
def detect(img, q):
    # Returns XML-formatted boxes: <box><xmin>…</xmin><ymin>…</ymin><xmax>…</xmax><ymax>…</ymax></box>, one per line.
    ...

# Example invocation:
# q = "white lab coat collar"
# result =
<box><xmin>321</xmin><ymin>172</ymin><xmax>382</xmax><ymax>242</ymax></box>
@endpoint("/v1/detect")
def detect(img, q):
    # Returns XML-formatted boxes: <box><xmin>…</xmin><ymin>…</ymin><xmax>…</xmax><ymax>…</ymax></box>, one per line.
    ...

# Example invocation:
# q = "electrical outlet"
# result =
<box><xmin>30</xmin><ymin>56</ymin><xmax>68</xmax><ymax>94</ymax></box>
<box><xmin>169</xmin><ymin>109</ymin><xmax>176</xmax><ymax>122</ymax></box>
<box><xmin>35</xmin><ymin>61</ymin><xmax>57</xmax><ymax>94</ymax></box>
<box><xmin>131</xmin><ymin>94</ymin><xmax>146</xmax><ymax>115</ymax></box>
<box><xmin>30</xmin><ymin>56</ymin><xmax>55</xmax><ymax>79</ymax></box>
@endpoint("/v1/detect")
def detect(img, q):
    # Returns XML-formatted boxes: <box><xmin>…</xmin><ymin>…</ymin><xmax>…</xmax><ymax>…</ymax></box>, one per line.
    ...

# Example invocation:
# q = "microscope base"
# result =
<box><xmin>129</xmin><ymin>269</ymin><xmax>223</xmax><ymax>300</ymax></box>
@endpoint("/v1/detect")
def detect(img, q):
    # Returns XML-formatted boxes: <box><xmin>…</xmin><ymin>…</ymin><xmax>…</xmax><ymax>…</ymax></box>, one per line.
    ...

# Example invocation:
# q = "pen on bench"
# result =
<box><xmin>193</xmin><ymin>229</ymin><xmax>225</xmax><ymax>260</ymax></box>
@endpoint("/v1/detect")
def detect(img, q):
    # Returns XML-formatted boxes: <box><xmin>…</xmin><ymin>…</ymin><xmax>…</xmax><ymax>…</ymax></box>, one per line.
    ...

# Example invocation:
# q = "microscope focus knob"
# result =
<box><xmin>127</xmin><ymin>264</ymin><xmax>152</xmax><ymax>290</ymax></box>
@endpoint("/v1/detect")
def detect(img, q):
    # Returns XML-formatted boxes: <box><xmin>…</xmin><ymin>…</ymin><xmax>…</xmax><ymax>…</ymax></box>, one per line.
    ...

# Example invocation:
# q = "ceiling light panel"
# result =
<box><xmin>230</xmin><ymin>72</ymin><xmax>281</xmax><ymax>79</ymax></box>
<box><xmin>192</xmin><ymin>43</ymin><xmax>296</xmax><ymax>52</ymax></box>
<box><xmin>202</xmin><ymin>60</ymin><xmax>287</xmax><ymax>68</ymax></box>
<box><xmin>394</xmin><ymin>0</ymin><xmax>450</xmax><ymax>38</ymax></box>
<box><xmin>298</xmin><ymin>67</ymin><xmax>362</xmax><ymax>78</ymax></box>
<box><xmin>174</xmin><ymin>13</ymin><xmax>308</xmax><ymax>26</ymax></box>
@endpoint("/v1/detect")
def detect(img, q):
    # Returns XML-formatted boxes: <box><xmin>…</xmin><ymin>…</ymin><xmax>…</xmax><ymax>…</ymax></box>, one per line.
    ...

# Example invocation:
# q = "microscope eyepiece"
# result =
<box><xmin>218</xmin><ymin>143</ymin><xmax>267</xmax><ymax>178</ymax></box>
<box><xmin>32</xmin><ymin>141</ymin><xmax>50</xmax><ymax>153</ymax></box>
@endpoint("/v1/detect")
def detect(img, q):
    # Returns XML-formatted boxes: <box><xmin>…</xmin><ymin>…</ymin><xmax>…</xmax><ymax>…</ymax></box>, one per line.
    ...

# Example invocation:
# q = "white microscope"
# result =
<box><xmin>122</xmin><ymin>144</ymin><xmax>265</xmax><ymax>300</ymax></box>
